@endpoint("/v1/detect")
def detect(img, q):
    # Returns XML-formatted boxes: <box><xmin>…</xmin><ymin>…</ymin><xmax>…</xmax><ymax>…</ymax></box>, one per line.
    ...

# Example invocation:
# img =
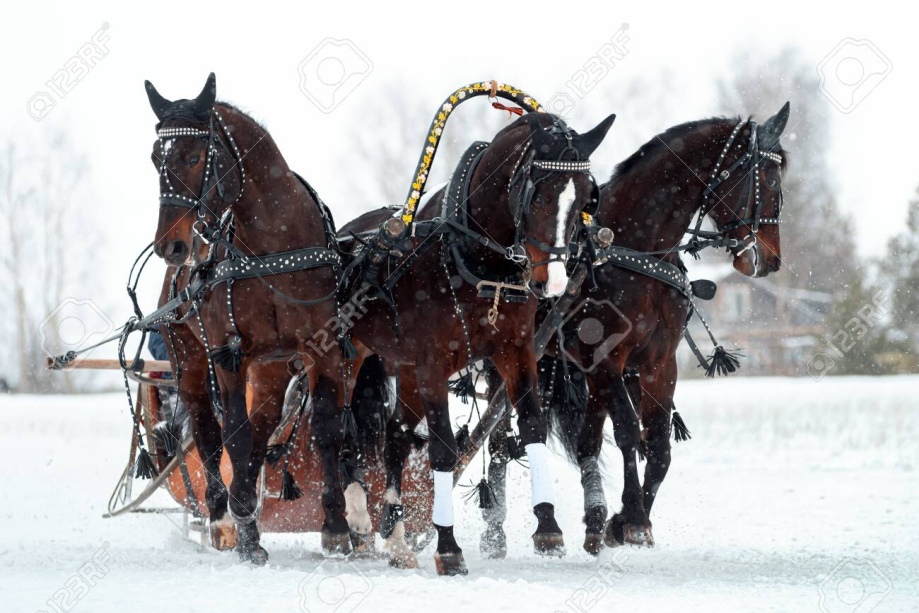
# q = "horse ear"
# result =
<box><xmin>193</xmin><ymin>72</ymin><xmax>217</xmax><ymax>118</ymax></box>
<box><xmin>758</xmin><ymin>101</ymin><xmax>790</xmax><ymax>151</ymax></box>
<box><xmin>574</xmin><ymin>113</ymin><xmax>616</xmax><ymax>158</ymax></box>
<box><xmin>144</xmin><ymin>80</ymin><xmax>171</xmax><ymax>121</ymax></box>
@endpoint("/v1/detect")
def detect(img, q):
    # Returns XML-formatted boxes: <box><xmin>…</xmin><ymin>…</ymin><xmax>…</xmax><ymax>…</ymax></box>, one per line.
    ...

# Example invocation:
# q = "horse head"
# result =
<box><xmin>484</xmin><ymin>112</ymin><xmax>615</xmax><ymax>297</ymax></box>
<box><xmin>707</xmin><ymin>102</ymin><xmax>790</xmax><ymax>278</ymax></box>
<box><xmin>145</xmin><ymin>73</ymin><xmax>244</xmax><ymax>265</ymax></box>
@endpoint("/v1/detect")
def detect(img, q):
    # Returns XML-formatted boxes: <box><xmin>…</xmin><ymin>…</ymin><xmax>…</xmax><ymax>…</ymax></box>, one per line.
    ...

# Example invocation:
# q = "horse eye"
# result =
<box><xmin>767</xmin><ymin>177</ymin><xmax>778</xmax><ymax>188</ymax></box>
<box><xmin>189</xmin><ymin>155</ymin><xmax>200</xmax><ymax>166</ymax></box>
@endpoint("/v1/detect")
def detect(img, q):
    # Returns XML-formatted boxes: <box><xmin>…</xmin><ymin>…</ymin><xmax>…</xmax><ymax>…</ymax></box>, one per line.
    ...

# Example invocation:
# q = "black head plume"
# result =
<box><xmin>144</xmin><ymin>80</ymin><xmax>172</xmax><ymax>121</ymax></box>
<box><xmin>757</xmin><ymin>101</ymin><xmax>790</xmax><ymax>152</ymax></box>
<box><xmin>527</xmin><ymin>114</ymin><xmax>568</xmax><ymax>159</ymax></box>
<box><xmin>572</xmin><ymin>113</ymin><xmax>616</xmax><ymax>159</ymax></box>
<box><xmin>144</xmin><ymin>72</ymin><xmax>217</xmax><ymax>123</ymax></box>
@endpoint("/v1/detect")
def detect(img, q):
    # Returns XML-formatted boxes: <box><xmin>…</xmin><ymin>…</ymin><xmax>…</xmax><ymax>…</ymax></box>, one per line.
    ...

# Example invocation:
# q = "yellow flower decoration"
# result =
<box><xmin>399</xmin><ymin>81</ymin><xmax>544</xmax><ymax>224</ymax></box>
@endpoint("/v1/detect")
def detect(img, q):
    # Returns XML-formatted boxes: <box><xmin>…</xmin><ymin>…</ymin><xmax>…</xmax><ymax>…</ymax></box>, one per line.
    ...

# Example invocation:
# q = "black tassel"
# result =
<box><xmin>341</xmin><ymin>335</ymin><xmax>359</xmax><ymax>360</ymax></box>
<box><xmin>447</xmin><ymin>371</ymin><xmax>476</xmax><ymax>404</ymax></box>
<box><xmin>210</xmin><ymin>336</ymin><xmax>245</xmax><ymax>373</ymax></box>
<box><xmin>281</xmin><ymin>468</ymin><xmax>303</xmax><ymax>501</ymax></box>
<box><xmin>464</xmin><ymin>478</ymin><xmax>496</xmax><ymax>509</ymax></box>
<box><xmin>266</xmin><ymin>443</ymin><xmax>288</xmax><ymax>467</ymax></box>
<box><xmin>672</xmin><ymin>411</ymin><xmax>691</xmax><ymax>442</ymax></box>
<box><xmin>705</xmin><ymin>346</ymin><xmax>742</xmax><ymax>378</ymax></box>
<box><xmin>507</xmin><ymin>435</ymin><xmax>527</xmax><ymax>460</ymax></box>
<box><xmin>637</xmin><ymin>440</ymin><xmax>648</xmax><ymax>461</ymax></box>
<box><xmin>341</xmin><ymin>406</ymin><xmax>358</xmax><ymax>439</ymax></box>
<box><xmin>564</xmin><ymin>375</ymin><xmax>587</xmax><ymax>410</ymax></box>
<box><xmin>454</xmin><ymin>424</ymin><xmax>472</xmax><ymax>455</ymax></box>
<box><xmin>133</xmin><ymin>447</ymin><xmax>159</xmax><ymax>480</ymax></box>
<box><xmin>153</xmin><ymin>421</ymin><xmax>182</xmax><ymax>458</ymax></box>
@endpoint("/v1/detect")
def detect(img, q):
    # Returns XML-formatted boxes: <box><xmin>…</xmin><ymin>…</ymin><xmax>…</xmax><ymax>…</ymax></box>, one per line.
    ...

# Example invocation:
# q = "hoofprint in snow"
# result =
<box><xmin>1</xmin><ymin>376</ymin><xmax>916</xmax><ymax>613</ymax></box>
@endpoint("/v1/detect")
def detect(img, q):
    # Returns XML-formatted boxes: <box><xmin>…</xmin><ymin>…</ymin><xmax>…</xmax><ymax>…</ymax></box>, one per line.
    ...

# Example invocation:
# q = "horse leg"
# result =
<box><xmin>165</xmin><ymin>326</ymin><xmax>236</xmax><ymax>551</ymax></box>
<box><xmin>414</xmin><ymin>362</ymin><xmax>466</xmax><ymax>576</ymax></box>
<box><xmin>245</xmin><ymin>361</ymin><xmax>287</xmax><ymax>488</ymax></box>
<box><xmin>575</xmin><ymin>385</ymin><xmax>609</xmax><ymax>556</ymax></box>
<box><xmin>640</xmin><ymin>358</ymin><xmax>677</xmax><ymax>518</ymax></box>
<box><xmin>340</xmin><ymin>353</ymin><xmax>374</xmax><ymax>555</ymax></box>
<box><xmin>215</xmin><ymin>368</ymin><xmax>267</xmax><ymax>564</ymax></box>
<box><xmin>597</xmin><ymin>367</ymin><xmax>653</xmax><ymax>548</ymax></box>
<box><xmin>480</xmin><ymin>361</ymin><xmax>509</xmax><ymax>559</ymax></box>
<box><xmin>307</xmin><ymin>358</ymin><xmax>351</xmax><ymax>556</ymax></box>
<box><xmin>492</xmin><ymin>347</ymin><xmax>565</xmax><ymax>557</ymax></box>
<box><xmin>380</xmin><ymin>366</ymin><xmax>423</xmax><ymax>568</ymax></box>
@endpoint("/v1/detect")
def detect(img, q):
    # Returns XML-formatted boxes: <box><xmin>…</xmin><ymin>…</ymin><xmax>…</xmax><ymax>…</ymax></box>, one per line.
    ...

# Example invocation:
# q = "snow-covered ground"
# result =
<box><xmin>1</xmin><ymin>376</ymin><xmax>917</xmax><ymax>613</ymax></box>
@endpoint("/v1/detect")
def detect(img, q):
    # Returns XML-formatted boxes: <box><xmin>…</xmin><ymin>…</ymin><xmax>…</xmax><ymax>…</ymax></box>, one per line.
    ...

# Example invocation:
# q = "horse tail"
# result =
<box><xmin>350</xmin><ymin>353</ymin><xmax>391</xmax><ymax>461</ymax></box>
<box><xmin>541</xmin><ymin>356</ymin><xmax>588</xmax><ymax>464</ymax></box>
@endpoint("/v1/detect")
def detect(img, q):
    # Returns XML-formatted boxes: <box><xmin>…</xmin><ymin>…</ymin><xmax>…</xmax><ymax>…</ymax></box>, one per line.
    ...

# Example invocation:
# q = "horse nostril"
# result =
<box><xmin>767</xmin><ymin>256</ymin><xmax>781</xmax><ymax>272</ymax></box>
<box><xmin>163</xmin><ymin>240</ymin><xmax>188</xmax><ymax>264</ymax></box>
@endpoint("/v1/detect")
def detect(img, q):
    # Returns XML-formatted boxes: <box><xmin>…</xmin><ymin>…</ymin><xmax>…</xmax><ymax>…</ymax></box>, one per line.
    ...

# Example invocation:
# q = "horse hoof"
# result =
<box><xmin>349</xmin><ymin>530</ymin><xmax>375</xmax><ymax>556</ymax></box>
<box><xmin>623</xmin><ymin>524</ymin><xmax>654</xmax><ymax>547</ymax></box>
<box><xmin>583</xmin><ymin>532</ymin><xmax>604</xmax><ymax>556</ymax></box>
<box><xmin>604</xmin><ymin>517</ymin><xmax>654</xmax><ymax>548</ymax></box>
<box><xmin>208</xmin><ymin>516</ymin><xmax>238</xmax><ymax>551</ymax></box>
<box><xmin>434</xmin><ymin>552</ymin><xmax>468</xmax><ymax>576</ymax></box>
<box><xmin>388</xmin><ymin>550</ymin><xmax>420</xmax><ymax>569</ymax></box>
<box><xmin>321</xmin><ymin>532</ymin><xmax>353</xmax><ymax>557</ymax></box>
<box><xmin>480</xmin><ymin>524</ymin><xmax>507</xmax><ymax>560</ymax></box>
<box><xmin>238</xmin><ymin>545</ymin><xmax>269</xmax><ymax>566</ymax></box>
<box><xmin>533</xmin><ymin>533</ymin><xmax>566</xmax><ymax>557</ymax></box>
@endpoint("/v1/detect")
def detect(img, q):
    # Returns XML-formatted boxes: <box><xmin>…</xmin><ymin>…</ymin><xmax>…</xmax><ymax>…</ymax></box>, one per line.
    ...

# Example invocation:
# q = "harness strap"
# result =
<box><xmin>210</xmin><ymin>247</ymin><xmax>341</xmax><ymax>285</ymax></box>
<box><xmin>599</xmin><ymin>246</ymin><xmax>692</xmax><ymax>298</ymax></box>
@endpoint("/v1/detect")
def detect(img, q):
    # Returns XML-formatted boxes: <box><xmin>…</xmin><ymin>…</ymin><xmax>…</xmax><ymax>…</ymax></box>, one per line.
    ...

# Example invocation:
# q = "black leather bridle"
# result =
<box><xmin>506</xmin><ymin>125</ymin><xmax>599</xmax><ymax>269</ymax></box>
<box><xmin>687</xmin><ymin>118</ymin><xmax>784</xmax><ymax>258</ymax></box>
<box><xmin>155</xmin><ymin>109</ymin><xmax>245</xmax><ymax>241</ymax></box>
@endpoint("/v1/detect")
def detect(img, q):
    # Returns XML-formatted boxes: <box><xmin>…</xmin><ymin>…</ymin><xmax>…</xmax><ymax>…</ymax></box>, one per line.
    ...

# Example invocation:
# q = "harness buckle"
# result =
<box><xmin>193</xmin><ymin>220</ymin><xmax>211</xmax><ymax>244</ymax></box>
<box><xmin>505</xmin><ymin>244</ymin><xmax>528</xmax><ymax>264</ymax></box>
<box><xmin>736</xmin><ymin>233</ymin><xmax>758</xmax><ymax>256</ymax></box>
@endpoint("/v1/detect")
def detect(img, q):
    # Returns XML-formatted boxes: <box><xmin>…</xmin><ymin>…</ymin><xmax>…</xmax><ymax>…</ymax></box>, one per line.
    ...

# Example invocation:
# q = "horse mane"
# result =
<box><xmin>492</xmin><ymin>111</ymin><xmax>563</xmax><ymax>141</ymax></box>
<box><xmin>610</xmin><ymin>115</ymin><xmax>788</xmax><ymax>184</ymax></box>
<box><xmin>215</xmin><ymin>100</ymin><xmax>267</xmax><ymax>131</ymax></box>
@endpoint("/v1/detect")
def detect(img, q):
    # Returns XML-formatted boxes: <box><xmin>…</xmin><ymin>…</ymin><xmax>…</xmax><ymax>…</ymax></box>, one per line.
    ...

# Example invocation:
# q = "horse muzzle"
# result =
<box><xmin>161</xmin><ymin>239</ymin><xmax>190</xmax><ymax>266</ymax></box>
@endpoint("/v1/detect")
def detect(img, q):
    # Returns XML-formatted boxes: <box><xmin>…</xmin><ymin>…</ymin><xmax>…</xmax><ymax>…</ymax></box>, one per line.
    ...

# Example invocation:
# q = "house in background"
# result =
<box><xmin>677</xmin><ymin>263</ymin><xmax>832</xmax><ymax>377</ymax></box>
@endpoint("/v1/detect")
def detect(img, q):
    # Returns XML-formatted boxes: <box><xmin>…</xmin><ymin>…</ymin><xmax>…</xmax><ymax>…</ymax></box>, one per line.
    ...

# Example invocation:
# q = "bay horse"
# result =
<box><xmin>533</xmin><ymin>104</ymin><xmax>793</xmax><ymax>554</ymax></box>
<box><xmin>144</xmin><ymin>73</ymin><xmax>357</xmax><ymax>564</ymax></box>
<box><xmin>152</xmin><ymin>251</ymin><xmax>289</xmax><ymax>552</ymax></box>
<box><xmin>340</xmin><ymin>111</ymin><xmax>616</xmax><ymax>574</ymax></box>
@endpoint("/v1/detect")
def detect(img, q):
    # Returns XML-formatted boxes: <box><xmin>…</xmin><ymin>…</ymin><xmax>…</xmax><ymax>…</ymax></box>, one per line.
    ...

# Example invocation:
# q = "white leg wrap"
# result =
<box><xmin>344</xmin><ymin>482</ymin><xmax>372</xmax><ymax>535</ymax></box>
<box><xmin>432</xmin><ymin>470</ymin><xmax>454</xmax><ymax>527</ymax></box>
<box><xmin>526</xmin><ymin>443</ymin><xmax>556</xmax><ymax>507</ymax></box>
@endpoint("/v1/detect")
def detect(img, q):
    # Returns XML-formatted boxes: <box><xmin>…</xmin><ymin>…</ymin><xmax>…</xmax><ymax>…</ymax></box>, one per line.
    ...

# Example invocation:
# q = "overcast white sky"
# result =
<box><xmin>3</xmin><ymin>0</ymin><xmax>917</xmax><ymax>319</ymax></box>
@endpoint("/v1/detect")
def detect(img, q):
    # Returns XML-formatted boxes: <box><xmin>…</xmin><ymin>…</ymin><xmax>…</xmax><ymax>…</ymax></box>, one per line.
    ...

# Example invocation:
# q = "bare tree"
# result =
<box><xmin>717</xmin><ymin>47</ymin><xmax>859</xmax><ymax>294</ymax></box>
<box><xmin>0</xmin><ymin>131</ymin><xmax>103</xmax><ymax>393</ymax></box>
<box><xmin>345</xmin><ymin>81</ymin><xmax>517</xmax><ymax>207</ymax></box>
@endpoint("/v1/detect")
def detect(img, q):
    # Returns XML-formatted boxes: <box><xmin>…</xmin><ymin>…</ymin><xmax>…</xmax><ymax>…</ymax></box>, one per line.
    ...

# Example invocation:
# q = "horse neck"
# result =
<box><xmin>462</xmin><ymin>142</ymin><xmax>519</xmax><ymax>263</ymax></box>
<box><xmin>219</xmin><ymin>109</ymin><xmax>323</xmax><ymax>256</ymax></box>
<box><xmin>599</xmin><ymin>122</ymin><xmax>732</xmax><ymax>254</ymax></box>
